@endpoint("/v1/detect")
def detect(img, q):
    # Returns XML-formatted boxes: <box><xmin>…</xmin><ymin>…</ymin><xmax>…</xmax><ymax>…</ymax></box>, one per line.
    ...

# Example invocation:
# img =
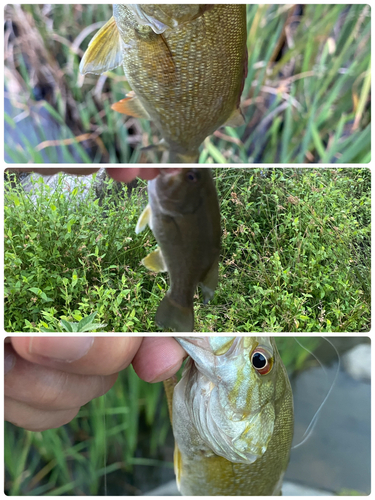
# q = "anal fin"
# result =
<box><xmin>141</xmin><ymin>247</ymin><xmax>167</xmax><ymax>272</ymax></box>
<box><xmin>199</xmin><ymin>258</ymin><xmax>219</xmax><ymax>304</ymax></box>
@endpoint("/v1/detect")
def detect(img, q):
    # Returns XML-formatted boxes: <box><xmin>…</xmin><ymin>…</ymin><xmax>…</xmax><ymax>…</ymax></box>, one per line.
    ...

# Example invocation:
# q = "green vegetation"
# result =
<box><xmin>4</xmin><ymin>4</ymin><xmax>370</xmax><ymax>163</ymax></box>
<box><xmin>4</xmin><ymin>168</ymin><xmax>370</xmax><ymax>332</ymax></box>
<box><xmin>4</xmin><ymin>337</ymin><xmax>323</xmax><ymax>495</ymax></box>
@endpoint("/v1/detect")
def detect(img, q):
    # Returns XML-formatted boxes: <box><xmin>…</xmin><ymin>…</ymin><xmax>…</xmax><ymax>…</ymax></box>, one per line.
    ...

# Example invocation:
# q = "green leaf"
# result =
<box><xmin>60</xmin><ymin>319</ymin><xmax>74</xmax><ymax>332</ymax></box>
<box><xmin>77</xmin><ymin>312</ymin><xmax>98</xmax><ymax>330</ymax></box>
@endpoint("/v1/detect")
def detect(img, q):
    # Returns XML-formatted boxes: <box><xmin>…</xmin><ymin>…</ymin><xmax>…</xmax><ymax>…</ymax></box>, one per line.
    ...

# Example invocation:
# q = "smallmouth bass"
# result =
<box><xmin>79</xmin><ymin>5</ymin><xmax>247</xmax><ymax>163</ymax></box>
<box><xmin>135</xmin><ymin>168</ymin><xmax>220</xmax><ymax>332</ymax></box>
<box><xmin>164</xmin><ymin>337</ymin><xmax>294</xmax><ymax>495</ymax></box>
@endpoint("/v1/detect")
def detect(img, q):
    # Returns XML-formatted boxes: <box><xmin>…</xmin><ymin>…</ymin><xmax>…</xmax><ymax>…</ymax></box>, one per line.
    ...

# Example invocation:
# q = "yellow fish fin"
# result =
<box><xmin>199</xmin><ymin>258</ymin><xmax>219</xmax><ymax>304</ymax></box>
<box><xmin>174</xmin><ymin>442</ymin><xmax>183</xmax><ymax>492</ymax></box>
<box><xmin>135</xmin><ymin>204</ymin><xmax>152</xmax><ymax>234</ymax></box>
<box><xmin>79</xmin><ymin>16</ymin><xmax>123</xmax><ymax>75</ymax></box>
<box><xmin>169</xmin><ymin>151</ymin><xmax>200</xmax><ymax>163</ymax></box>
<box><xmin>163</xmin><ymin>376</ymin><xmax>178</xmax><ymax>422</ymax></box>
<box><xmin>223</xmin><ymin>106</ymin><xmax>246</xmax><ymax>127</ymax></box>
<box><xmin>155</xmin><ymin>295</ymin><xmax>194</xmax><ymax>332</ymax></box>
<box><xmin>111</xmin><ymin>91</ymin><xmax>150</xmax><ymax>119</ymax></box>
<box><xmin>141</xmin><ymin>247</ymin><xmax>167</xmax><ymax>273</ymax></box>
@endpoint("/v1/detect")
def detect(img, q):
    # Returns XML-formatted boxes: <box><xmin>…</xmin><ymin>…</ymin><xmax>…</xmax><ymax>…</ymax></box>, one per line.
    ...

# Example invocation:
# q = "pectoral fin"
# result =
<box><xmin>135</xmin><ymin>204</ymin><xmax>152</xmax><ymax>234</ymax></box>
<box><xmin>163</xmin><ymin>376</ymin><xmax>178</xmax><ymax>422</ymax></box>
<box><xmin>199</xmin><ymin>258</ymin><xmax>219</xmax><ymax>304</ymax></box>
<box><xmin>79</xmin><ymin>16</ymin><xmax>123</xmax><ymax>75</ymax></box>
<box><xmin>223</xmin><ymin>107</ymin><xmax>246</xmax><ymax>127</ymax></box>
<box><xmin>111</xmin><ymin>91</ymin><xmax>150</xmax><ymax>119</ymax></box>
<box><xmin>141</xmin><ymin>247</ymin><xmax>167</xmax><ymax>272</ymax></box>
<box><xmin>174</xmin><ymin>443</ymin><xmax>183</xmax><ymax>492</ymax></box>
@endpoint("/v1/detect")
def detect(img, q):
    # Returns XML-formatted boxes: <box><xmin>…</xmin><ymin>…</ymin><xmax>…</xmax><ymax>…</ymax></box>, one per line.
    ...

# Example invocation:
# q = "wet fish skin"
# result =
<box><xmin>169</xmin><ymin>337</ymin><xmax>294</xmax><ymax>495</ymax></box>
<box><xmin>79</xmin><ymin>5</ymin><xmax>247</xmax><ymax>163</ymax></box>
<box><xmin>135</xmin><ymin>168</ymin><xmax>221</xmax><ymax>332</ymax></box>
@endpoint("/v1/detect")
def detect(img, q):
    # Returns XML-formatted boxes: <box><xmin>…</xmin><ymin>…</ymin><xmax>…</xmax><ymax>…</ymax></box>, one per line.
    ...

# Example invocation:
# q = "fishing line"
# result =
<box><xmin>291</xmin><ymin>337</ymin><xmax>340</xmax><ymax>450</ymax></box>
<box><xmin>101</xmin><ymin>375</ymin><xmax>107</xmax><ymax>496</ymax></box>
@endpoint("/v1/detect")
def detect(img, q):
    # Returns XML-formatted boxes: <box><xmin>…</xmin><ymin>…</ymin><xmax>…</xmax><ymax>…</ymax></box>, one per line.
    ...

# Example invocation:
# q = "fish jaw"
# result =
<box><xmin>148</xmin><ymin>168</ymin><xmax>214</xmax><ymax>216</ymax></box>
<box><xmin>173</xmin><ymin>337</ymin><xmax>277</xmax><ymax>462</ymax></box>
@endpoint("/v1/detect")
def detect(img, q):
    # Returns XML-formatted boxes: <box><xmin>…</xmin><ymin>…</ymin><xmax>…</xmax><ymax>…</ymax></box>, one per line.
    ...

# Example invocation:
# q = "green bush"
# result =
<box><xmin>4</xmin><ymin>168</ymin><xmax>370</xmax><ymax>332</ymax></box>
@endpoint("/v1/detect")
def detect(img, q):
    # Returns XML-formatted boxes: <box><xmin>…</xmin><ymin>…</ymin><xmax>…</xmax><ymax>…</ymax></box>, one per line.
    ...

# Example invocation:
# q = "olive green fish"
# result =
<box><xmin>79</xmin><ymin>5</ymin><xmax>247</xmax><ymax>163</ymax></box>
<box><xmin>164</xmin><ymin>337</ymin><xmax>294</xmax><ymax>495</ymax></box>
<box><xmin>135</xmin><ymin>168</ymin><xmax>220</xmax><ymax>332</ymax></box>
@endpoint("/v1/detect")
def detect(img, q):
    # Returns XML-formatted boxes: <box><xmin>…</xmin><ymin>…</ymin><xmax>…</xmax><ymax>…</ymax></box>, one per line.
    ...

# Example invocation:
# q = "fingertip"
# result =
<box><xmin>106</xmin><ymin>168</ymin><xmax>160</xmax><ymax>183</ymax></box>
<box><xmin>132</xmin><ymin>337</ymin><xmax>186</xmax><ymax>383</ymax></box>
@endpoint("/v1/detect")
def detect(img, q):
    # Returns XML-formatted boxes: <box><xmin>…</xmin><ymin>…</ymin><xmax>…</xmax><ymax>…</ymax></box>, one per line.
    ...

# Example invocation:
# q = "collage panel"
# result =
<box><xmin>4</xmin><ymin>336</ymin><xmax>371</xmax><ymax>495</ymax></box>
<box><xmin>3</xmin><ymin>2</ymin><xmax>371</xmax><ymax>498</ymax></box>
<box><xmin>4</xmin><ymin>167</ymin><xmax>370</xmax><ymax>333</ymax></box>
<box><xmin>4</xmin><ymin>5</ymin><xmax>370</xmax><ymax>164</ymax></box>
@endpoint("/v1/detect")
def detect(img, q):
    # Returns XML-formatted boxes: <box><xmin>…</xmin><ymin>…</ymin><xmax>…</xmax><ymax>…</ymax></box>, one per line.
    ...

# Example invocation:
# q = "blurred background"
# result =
<box><xmin>4</xmin><ymin>337</ymin><xmax>371</xmax><ymax>495</ymax></box>
<box><xmin>4</xmin><ymin>4</ymin><xmax>371</xmax><ymax>163</ymax></box>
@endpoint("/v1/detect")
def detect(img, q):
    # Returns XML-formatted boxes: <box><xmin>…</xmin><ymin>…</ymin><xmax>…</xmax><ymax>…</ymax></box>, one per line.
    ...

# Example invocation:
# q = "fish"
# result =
<box><xmin>163</xmin><ymin>336</ymin><xmax>294</xmax><ymax>495</ymax></box>
<box><xmin>135</xmin><ymin>168</ymin><xmax>220</xmax><ymax>332</ymax></box>
<box><xmin>79</xmin><ymin>5</ymin><xmax>248</xmax><ymax>163</ymax></box>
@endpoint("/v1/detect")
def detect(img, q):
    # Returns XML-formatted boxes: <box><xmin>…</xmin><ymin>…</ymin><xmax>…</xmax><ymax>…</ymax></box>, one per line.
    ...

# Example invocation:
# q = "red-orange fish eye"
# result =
<box><xmin>250</xmin><ymin>348</ymin><xmax>273</xmax><ymax>375</ymax></box>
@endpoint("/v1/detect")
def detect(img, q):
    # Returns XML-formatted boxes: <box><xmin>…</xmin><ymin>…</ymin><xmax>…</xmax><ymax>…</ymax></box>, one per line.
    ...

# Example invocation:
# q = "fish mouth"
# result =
<box><xmin>158</xmin><ymin>168</ymin><xmax>183</xmax><ymax>190</ymax></box>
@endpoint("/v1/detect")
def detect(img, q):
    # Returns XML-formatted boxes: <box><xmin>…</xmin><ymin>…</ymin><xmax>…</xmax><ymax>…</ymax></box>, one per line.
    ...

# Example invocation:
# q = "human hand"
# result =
<box><xmin>5</xmin><ymin>337</ymin><xmax>185</xmax><ymax>432</ymax></box>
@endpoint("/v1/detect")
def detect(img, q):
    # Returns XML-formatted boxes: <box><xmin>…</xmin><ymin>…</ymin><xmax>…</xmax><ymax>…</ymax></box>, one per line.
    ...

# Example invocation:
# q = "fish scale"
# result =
<box><xmin>79</xmin><ymin>4</ymin><xmax>247</xmax><ymax>162</ymax></box>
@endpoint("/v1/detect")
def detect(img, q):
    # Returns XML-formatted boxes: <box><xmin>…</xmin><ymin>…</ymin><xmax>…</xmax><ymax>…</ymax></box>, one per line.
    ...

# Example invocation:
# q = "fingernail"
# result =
<box><xmin>29</xmin><ymin>337</ymin><xmax>94</xmax><ymax>362</ymax></box>
<box><xmin>5</xmin><ymin>354</ymin><xmax>16</xmax><ymax>374</ymax></box>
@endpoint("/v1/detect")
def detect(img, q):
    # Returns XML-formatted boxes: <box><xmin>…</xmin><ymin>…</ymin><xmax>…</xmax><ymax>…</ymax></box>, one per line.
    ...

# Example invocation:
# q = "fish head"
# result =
<box><xmin>149</xmin><ymin>168</ymin><xmax>213</xmax><ymax>215</ymax></box>
<box><xmin>174</xmin><ymin>337</ymin><xmax>289</xmax><ymax>464</ymax></box>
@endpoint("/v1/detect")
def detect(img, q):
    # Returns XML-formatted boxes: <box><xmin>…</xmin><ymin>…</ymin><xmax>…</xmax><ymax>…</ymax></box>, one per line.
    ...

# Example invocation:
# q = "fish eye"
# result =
<box><xmin>251</xmin><ymin>348</ymin><xmax>273</xmax><ymax>375</ymax></box>
<box><xmin>186</xmin><ymin>170</ymin><xmax>200</xmax><ymax>183</ymax></box>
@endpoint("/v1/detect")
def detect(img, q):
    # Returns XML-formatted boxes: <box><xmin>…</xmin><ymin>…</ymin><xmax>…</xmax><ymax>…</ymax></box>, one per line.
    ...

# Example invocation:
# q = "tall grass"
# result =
<box><xmin>4</xmin><ymin>5</ymin><xmax>370</xmax><ymax>163</ymax></box>
<box><xmin>4</xmin><ymin>168</ymin><xmax>370</xmax><ymax>332</ymax></box>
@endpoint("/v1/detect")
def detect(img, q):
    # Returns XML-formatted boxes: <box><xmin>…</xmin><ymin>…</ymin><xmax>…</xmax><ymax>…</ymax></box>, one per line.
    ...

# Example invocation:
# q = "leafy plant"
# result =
<box><xmin>4</xmin><ymin>168</ymin><xmax>370</xmax><ymax>332</ymax></box>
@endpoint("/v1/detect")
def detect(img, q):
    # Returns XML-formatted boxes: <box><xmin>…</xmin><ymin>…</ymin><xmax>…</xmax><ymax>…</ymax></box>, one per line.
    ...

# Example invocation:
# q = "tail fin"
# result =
<box><xmin>155</xmin><ymin>295</ymin><xmax>194</xmax><ymax>332</ymax></box>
